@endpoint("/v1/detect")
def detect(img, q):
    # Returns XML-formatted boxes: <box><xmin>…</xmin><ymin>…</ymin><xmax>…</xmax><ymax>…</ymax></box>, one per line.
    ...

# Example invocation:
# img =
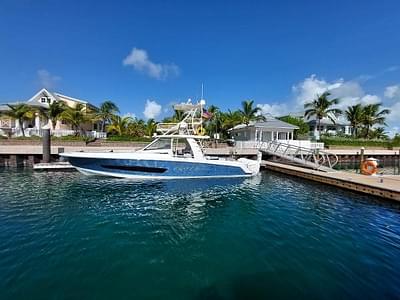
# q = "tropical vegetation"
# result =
<box><xmin>304</xmin><ymin>91</ymin><xmax>342</xmax><ymax>139</ymax></box>
<box><xmin>2</xmin><ymin>104</ymin><xmax>36</xmax><ymax>137</ymax></box>
<box><xmin>0</xmin><ymin>94</ymin><xmax>396</xmax><ymax>145</ymax></box>
<box><xmin>277</xmin><ymin>115</ymin><xmax>310</xmax><ymax>139</ymax></box>
<box><xmin>95</xmin><ymin>101</ymin><xmax>120</xmax><ymax>132</ymax></box>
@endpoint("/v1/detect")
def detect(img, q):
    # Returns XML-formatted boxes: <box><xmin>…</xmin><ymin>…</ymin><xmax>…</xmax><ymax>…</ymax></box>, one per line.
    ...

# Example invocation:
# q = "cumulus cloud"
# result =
<box><xmin>257</xmin><ymin>103</ymin><xmax>290</xmax><ymax>117</ymax></box>
<box><xmin>123</xmin><ymin>48</ymin><xmax>180</xmax><ymax>80</ymax></box>
<box><xmin>37</xmin><ymin>69</ymin><xmax>61</xmax><ymax>89</ymax></box>
<box><xmin>292</xmin><ymin>74</ymin><xmax>343</xmax><ymax>106</ymax></box>
<box><xmin>291</xmin><ymin>74</ymin><xmax>384</xmax><ymax>111</ymax></box>
<box><xmin>143</xmin><ymin>100</ymin><xmax>162</xmax><ymax>119</ymax></box>
<box><xmin>386</xmin><ymin>101</ymin><xmax>400</xmax><ymax>124</ymax></box>
<box><xmin>384</xmin><ymin>85</ymin><xmax>400</xmax><ymax>99</ymax></box>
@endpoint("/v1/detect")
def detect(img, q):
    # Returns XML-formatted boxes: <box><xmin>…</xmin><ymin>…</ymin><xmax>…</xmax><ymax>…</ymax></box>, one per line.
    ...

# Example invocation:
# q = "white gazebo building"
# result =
<box><xmin>229</xmin><ymin>116</ymin><xmax>324</xmax><ymax>149</ymax></box>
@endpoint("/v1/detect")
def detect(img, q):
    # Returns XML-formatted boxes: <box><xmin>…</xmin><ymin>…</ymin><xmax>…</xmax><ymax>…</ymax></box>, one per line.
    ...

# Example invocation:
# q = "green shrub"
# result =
<box><xmin>321</xmin><ymin>137</ymin><xmax>392</xmax><ymax>148</ymax></box>
<box><xmin>12</xmin><ymin>136</ymin><xmax>42</xmax><ymax>140</ymax></box>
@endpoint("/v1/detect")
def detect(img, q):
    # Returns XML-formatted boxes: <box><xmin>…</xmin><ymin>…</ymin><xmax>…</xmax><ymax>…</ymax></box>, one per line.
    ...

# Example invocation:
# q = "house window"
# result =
<box><xmin>41</xmin><ymin>97</ymin><xmax>47</xmax><ymax>103</ymax></box>
<box><xmin>47</xmin><ymin>98</ymin><xmax>51</xmax><ymax>103</ymax></box>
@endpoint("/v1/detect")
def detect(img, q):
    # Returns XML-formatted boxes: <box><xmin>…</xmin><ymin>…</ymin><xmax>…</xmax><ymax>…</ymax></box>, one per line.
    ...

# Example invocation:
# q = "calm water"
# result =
<box><xmin>1</xmin><ymin>170</ymin><xmax>400</xmax><ymax>299</ymax></box>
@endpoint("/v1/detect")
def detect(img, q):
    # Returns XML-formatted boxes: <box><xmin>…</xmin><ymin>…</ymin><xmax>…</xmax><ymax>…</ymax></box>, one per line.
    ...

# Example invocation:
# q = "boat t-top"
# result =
<box><xmin>61</xmin><ymin>99</ymin><xmax>261</xmax><ymax>179</ymax></box>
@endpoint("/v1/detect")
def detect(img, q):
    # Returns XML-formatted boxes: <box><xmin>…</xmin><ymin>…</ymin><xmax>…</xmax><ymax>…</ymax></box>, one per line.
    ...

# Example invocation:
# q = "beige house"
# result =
<box><xmin>0</xmin><ymin>88</ymin><xmax>104</xmax><ymax>138</ymax></box>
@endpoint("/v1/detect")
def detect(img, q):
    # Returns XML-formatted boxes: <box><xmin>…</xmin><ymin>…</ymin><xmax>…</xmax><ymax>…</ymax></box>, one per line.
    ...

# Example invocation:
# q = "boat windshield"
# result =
<box><xmin>143</xmin><ymin>138</ymin><xmax>172</xmax><ymax>151</ymax></box>
<box><xmin>142</xmin><ymin>137</ymin><xmax>194</xmax><ymax>158</ymax></box>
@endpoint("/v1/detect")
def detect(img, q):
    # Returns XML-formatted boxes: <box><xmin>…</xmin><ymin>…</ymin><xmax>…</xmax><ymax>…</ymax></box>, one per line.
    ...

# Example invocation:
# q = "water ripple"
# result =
<box><xmin>0</xmin><ymin>169</ymin><xmax>399</xmax><ymax>299</ymax></box>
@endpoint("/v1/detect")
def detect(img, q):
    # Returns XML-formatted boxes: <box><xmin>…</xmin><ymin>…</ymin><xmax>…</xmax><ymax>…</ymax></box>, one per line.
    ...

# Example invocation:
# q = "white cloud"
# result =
<box><xmin>123</xmin><ymin>48</ymin><xmax>180</xmax><ymax>80</ymax></box>
<box><xmin>387</xmin><ymin>126</ymin><xmax>399</xmax><ymax>138</ymax></box>
<box><xmin>386</xmin><ymin>101</ymin><xmax>400</xmax><ymax>124</ymax></box>
<box><xmin>37</xmin><ymin>69</ymin><xmax>61</xmax><ymax>89</ymax></box>
<box><xmin>123</xmin><ymin>112</ymin><xmax>137</xmax><ymax>119</ymax></box>
<box><xmin>384</xmin><ymin>85</ymin><xmax>400</xmax><ymax>99</ymax></box>
<box><xmin>257</xmin><ymin>103</ymin><xmax>289</xmax><ymax>117</ymax></box>
<box><xmin>359</xmin><ymin>94</ymin><xmax>381</xmax><ymax>105</ymax></box>
<box><xmin>291</xmin><ymin>75</ymin><xmax>384</xmax><ymax>111</ymax></box>
<box><xmin>143</xmin><ymin>100</ymin><xmax>162</xmax><ymax>119</ymax></box>
<box><xmin>292</xmin><ymin>74</ymin><xmax>343</xmax><ymax>106</ymax></box>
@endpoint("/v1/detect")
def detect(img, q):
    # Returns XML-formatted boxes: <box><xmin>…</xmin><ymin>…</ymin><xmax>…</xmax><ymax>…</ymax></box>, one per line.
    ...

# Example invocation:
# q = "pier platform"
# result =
<box><xmin>263</xmin><ymin>161</ymin><xmax>400</xmax><ymax>202</ymax></box>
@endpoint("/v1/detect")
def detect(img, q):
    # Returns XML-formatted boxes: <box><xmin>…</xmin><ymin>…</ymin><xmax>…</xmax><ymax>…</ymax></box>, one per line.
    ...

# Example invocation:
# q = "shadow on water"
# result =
<box><xmin>195</xmin><ymin>271</ymin><xmax>316</xmax><ymax>300</ymax></box>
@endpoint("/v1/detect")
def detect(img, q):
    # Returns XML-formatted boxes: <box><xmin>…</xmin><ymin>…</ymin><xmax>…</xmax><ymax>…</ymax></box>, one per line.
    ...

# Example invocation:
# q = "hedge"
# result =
<box><xmin>321</xmin><ymin>137</ymin><xmax>400</xmax><ymax>148</ymax></box>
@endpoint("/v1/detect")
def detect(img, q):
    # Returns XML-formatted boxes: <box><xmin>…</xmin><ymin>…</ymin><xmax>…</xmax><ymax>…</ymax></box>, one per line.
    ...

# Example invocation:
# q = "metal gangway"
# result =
<box><xmin>257</xmin><ymin>140</ymin><xmax>339</xmax><ymax>172</ymax></box>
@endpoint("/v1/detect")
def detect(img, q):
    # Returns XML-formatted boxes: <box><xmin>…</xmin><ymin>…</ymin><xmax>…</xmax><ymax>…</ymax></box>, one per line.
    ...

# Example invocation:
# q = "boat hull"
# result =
<box><xmin>66</xmin><ymin>156</ymin><xmax>254</xmax><ymax>179</ymax></box>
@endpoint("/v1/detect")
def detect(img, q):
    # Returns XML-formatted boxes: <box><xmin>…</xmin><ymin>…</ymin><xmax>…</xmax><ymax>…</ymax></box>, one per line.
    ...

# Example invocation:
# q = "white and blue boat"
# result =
<box><xmin>61</xmin><ymin>100</ymin><xmax>261</xmax><ymax>179</ymax></box>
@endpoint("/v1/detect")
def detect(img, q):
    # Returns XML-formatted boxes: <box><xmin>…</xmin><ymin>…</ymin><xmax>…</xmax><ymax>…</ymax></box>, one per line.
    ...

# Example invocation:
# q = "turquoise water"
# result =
<box><xmin>1</xmin><ymin>170</ymin><xmax>400</xmax><ymax>299</ymax></box>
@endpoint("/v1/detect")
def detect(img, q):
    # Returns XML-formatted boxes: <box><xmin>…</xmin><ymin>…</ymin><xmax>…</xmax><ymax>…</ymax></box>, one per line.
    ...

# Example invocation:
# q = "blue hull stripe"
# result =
<box><xmin>68</xmin><ymin>157</ymin><xmax>248</xmax><ymax>177</ymax></box>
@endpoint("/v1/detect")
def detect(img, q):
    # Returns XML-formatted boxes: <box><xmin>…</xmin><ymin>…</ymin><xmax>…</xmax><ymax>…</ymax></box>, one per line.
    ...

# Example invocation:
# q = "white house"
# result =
<box><xmin>284</xmin><ymin>111</ymin><xmax>352</xmax><ymax>139</ymax></box>
<box><xmin>229</xmin><ymin>116</ymin><xmax>299</xmax><ymax>142</ymax></box>
<box><xmin>0</xmin><ymin>88</ymin><xmax>105</xmax><ymax>138</ymax></box>
<box><xmin>228</xmin><ymin>116</ymin><xmax>325</xmax><ymax>149</ymax></box>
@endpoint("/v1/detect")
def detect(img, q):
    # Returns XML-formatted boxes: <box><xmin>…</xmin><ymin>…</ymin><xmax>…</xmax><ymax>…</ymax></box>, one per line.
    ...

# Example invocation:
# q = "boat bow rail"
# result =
<box><xmin>255</xmin><ymin>140</ymin><xmax>338</xmax><ymax>171</ymax></box>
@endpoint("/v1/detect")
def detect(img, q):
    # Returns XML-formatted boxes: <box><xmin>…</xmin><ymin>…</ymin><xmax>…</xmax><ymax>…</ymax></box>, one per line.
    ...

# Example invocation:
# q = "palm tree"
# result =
<box><xmin>204</xmin><ymin>105</ymin><xmax>221</xmax><ymax>137</ymax></box>
<box><xmin>220</xmin><ymin>109</ymin><xmax>242</xmax><ymax>137</ymax></box>
<box><xmin>59</xmin><ymin>104</ymin><xmax>89</xmax><ymax>136</ymax></box>
<box><xmin>95</xmin><ymin>101</ymin><xmax>120</xmax><ymax>132</ymax></box>
<box><xmin>304</xmin><ymin>91</ymin><xmax>342</xmax><ymax>140</ymax></box>
<box><xmin>40</xmin><ymin>101</ymin><xmax>68</xmax><ymax>130</ymax></box>
<box><xmin>238</xmin><ymin>100</ymin><xmax>264</xmax><ymax>125</ymax></box>
<box><xmin>345</xmin><ymin>104</ymin><xmax>363</xmax><ymax>137</ymax></box>
<box><xmin>369</xmin><ymin>127</ymin><xmax>389</xmax><ymax>140</ymax></box>
<box><xmin>3</xmin><ymin>104</ymin><xmax>36</xmax><ymax>137</ymax></box>
<box><xmin>145</xmin><ymin>118</ymin><xmax>157</xmax><ymax>137</ymax></box>
<box><xmin>361</xmin><ymin>103</ymin><xmax>390</xmax><ymax>138</ymax></box>
<box><xmin>106</xmin><ymin>115</ymin><xmax>134</xmax><ymax>136</ymax></box>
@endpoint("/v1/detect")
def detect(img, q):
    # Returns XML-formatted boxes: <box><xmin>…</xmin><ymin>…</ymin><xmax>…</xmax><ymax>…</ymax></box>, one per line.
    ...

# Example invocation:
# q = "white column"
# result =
<box><xmin>35</xmin><ymin>113</ymin><xmax>41</xmax><ymax>129</ymax></box>
<box><xmin>15</xmin><ymin>119</ymin><xmax>20</xmax><ymax>128</ymax></box>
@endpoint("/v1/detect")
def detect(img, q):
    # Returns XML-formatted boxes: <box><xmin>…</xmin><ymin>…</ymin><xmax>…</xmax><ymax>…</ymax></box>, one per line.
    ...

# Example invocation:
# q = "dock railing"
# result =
<box><xmin>235</xmin><ymin>140</ymin><xmax>337</xmax><ymax>171</ymax></box>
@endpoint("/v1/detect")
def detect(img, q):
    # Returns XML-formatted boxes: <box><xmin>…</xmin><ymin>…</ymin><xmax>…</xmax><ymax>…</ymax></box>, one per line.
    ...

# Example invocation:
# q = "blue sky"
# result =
<box><xmin>1</xmin><ymin>0</ymin><xmax>400</xmax><ymax>133</ymax></box>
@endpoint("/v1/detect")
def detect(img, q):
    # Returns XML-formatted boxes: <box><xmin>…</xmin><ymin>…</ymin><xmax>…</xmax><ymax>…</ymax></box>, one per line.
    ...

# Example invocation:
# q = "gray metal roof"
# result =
<box><xmin>231</xmin><ymin>117</ymin><xmax>299</xmax><ymax>131</ymax></box>
<box><xmin>254</xmin><ymin>117</ymin><xmax>299</xmax><ymax>129</ymax></box>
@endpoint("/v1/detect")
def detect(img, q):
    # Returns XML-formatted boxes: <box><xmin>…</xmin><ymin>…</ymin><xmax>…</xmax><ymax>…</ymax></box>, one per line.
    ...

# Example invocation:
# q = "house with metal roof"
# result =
<box><xmin>229</xmin><ymin>116</ymin><xmax>299</xmax><ymax>142</ymax></box>
<box><xmin>0</xmin><ymin>88</ymin><xmax>104</xmax><ymax>138</ymax></box>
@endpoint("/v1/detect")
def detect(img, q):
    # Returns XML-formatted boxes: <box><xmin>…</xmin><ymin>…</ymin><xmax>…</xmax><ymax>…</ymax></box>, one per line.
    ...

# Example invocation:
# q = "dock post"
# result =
<box><xmin>42</xmin><ymin>129</ymin><xmax>51</xmax><ymax>163</ymax></box>
<box><xmin>359</xmin><ymin>147</ymin><xmax>365</xmax><ymax>173</ymax></box>
<box><xmin>398</xmin><ymin>151</ymin><xmax>400</xmax><ymax>175</ymax></box>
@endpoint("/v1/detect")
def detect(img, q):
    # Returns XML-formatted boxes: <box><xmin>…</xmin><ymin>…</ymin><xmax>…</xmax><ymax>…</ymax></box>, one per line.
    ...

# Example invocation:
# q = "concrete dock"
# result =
<box><xmin>263</xmin><ymin>161</ymin><xmax>400</xmax><ymax>202</ymax></box>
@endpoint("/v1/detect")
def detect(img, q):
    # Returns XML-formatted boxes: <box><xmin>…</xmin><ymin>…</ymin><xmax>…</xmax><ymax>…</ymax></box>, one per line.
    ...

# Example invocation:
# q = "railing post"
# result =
<box><xmin>359</xmin><ymin>147</ymin><xmax>365</xmax><ymax>173</ymax></box>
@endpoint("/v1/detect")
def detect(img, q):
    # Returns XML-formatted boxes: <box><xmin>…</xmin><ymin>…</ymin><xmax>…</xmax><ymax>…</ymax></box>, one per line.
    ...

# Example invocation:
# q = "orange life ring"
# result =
<box><xmin>361</xmin><ymin>159</ymin><xmax>378</xmax><ymax>176</ymax></box>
